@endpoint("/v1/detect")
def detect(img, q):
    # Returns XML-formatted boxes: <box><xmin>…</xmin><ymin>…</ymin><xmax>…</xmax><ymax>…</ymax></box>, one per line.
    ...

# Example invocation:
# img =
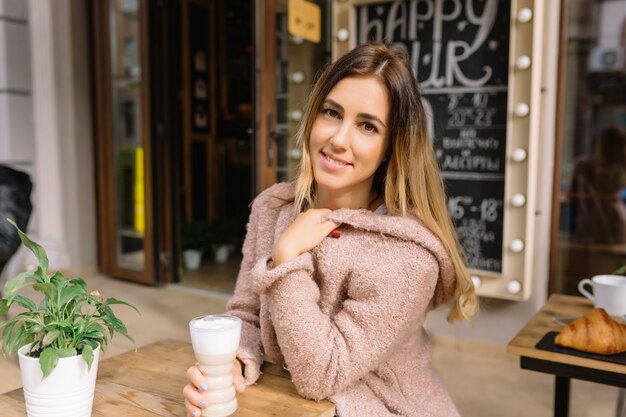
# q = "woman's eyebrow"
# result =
<box><xmin>323</xmin><ymin>99</ymin><xmax>343</xmax><ymax>111</ymax></box>
<box><xmin>324</xmin><ymin>99</ymin><xmax>387</xmax><ymax>128</ymax></box>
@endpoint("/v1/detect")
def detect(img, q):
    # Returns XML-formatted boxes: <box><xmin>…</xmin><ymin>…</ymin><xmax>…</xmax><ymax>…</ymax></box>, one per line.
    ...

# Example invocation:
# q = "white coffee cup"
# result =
<box><xmin>578</xmin><ymin>275</ymin><xmax>626</xmax><ymax>317</ymax></box>
<box><xmin>189</xmin><ymin>315</ymin><xmax>242</xmax><ymax>417</ymax></box>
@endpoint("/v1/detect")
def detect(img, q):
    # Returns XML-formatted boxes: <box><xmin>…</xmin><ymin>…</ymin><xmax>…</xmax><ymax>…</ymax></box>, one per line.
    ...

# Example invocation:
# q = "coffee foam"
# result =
<box><xmin>190</xmin><ymin>315</ymin><xmax>242</xmax><ymax>355</ymax></box>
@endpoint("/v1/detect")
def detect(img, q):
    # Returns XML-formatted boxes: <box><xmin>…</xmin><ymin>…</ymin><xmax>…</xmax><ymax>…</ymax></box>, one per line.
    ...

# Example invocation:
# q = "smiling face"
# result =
<box><xmin>309</xmin><ymin>76</ymin><xmax>390</xmax><ymax>209</ymax></box>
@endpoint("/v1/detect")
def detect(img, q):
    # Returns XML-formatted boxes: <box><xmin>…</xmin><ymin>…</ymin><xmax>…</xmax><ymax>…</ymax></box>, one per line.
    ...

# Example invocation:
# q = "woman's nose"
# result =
<box><xmin>329</xmin><ymin>122</ymin><xmax>350</xmax><ymax>150</ymax></box>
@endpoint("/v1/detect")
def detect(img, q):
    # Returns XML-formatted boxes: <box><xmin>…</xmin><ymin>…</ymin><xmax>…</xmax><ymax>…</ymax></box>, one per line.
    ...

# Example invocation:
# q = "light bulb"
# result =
<box><xmin>517</xmin><ymin>8</ymin><xmax>533</xmax><ymax>23</ymax></box>
<box><xmin>471</xmin><ymin>276</ymin><xmax>481</xmax><ymax>288</ymax></box>
<box><xmin>291</xmin><ymin>71</ymin><xmax>304</xmax><ymax>84</ymax></box>
<box><xmin>337</xmin><ymin>28</ymin><xmax>350</xmax><ymax>42</ymax></box>
<box><xmin>289</xmin><ymin>148</ymin><xmax>302</xmax><ymax>160</ymax></box>
<box><xmin>516</xmin><ymin>55</ymin><xmax>531</xmax><ymax>70</ymax></box>
<box><xmin>510</xmin><ymin>239</ymin><xmax>524</xmax><ymax>253</ymax></box>
<box><xmin>515</xmin><ymin>103</ymin><xmax>529</xmax><ymax>117</ymax></box>
<box><xmin>511</xmin><ymin>194</ymin><xmax>526</xmax><ymax>207</ymax></box>
<box><xmin>507</xmin><ymin>280</ymin><xmax>522</xmax><ymax>294</ymax></box>
<box><xmin>290</xmin><ymin>109</ymin><xmax>303</xmax><ymax>121</ymax></box>
<box><xmin>512</xmin><ymin>148</ymin><xmax>527</xmax><ymax>162</ymax></box>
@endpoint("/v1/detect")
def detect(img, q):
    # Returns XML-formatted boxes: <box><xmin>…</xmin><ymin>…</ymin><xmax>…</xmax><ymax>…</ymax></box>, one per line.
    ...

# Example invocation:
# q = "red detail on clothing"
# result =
<box><xmin>328</xmin><ymin>229</ymin><xmax>342</xmax><ymax>239</ymax></box>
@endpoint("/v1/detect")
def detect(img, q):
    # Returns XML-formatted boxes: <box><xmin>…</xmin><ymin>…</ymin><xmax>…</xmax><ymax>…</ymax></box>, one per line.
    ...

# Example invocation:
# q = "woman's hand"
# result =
<box><xmin>183</xmin><ymin>359</ymin><xmax>246</xmax><ymax>417</ymax></box>
<box><xmin>272</xmin><ymin>208</ymin><xmax>340</xmax><ymax>265</ymax></box>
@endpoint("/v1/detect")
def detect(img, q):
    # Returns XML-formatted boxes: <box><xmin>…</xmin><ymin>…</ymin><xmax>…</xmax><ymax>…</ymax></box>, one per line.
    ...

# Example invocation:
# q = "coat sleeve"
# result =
<box><xmin>225</xmin><ymin>198</ymin><xmax>265</xmax><ymax>385</ymax></box>
<box><xmin>252</xmin><ymin>239</ymin><xmax>441</xmax><ymax>401</ymax></box>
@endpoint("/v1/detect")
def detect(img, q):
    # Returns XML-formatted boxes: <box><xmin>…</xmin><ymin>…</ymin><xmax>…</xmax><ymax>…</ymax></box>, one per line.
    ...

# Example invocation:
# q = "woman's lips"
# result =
<box><xmin>321</xmin><ymin>152</ymin><xmax>352</xmax><ymax>169</ymax></box>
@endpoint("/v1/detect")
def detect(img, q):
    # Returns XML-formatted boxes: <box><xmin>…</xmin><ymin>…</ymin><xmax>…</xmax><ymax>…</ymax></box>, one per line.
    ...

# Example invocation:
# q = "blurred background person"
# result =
<box><xmin>569</xmin><ymin>125</ymin><xmax>626</xmax><ymax>244</ymax></box>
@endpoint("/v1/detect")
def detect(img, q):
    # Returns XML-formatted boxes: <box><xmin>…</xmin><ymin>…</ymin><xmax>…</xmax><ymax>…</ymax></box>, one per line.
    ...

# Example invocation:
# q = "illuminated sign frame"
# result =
<box><xmin>332</xmin><ymin>0</ymin><xmax>543</xmax><ymax>300</ymax></box>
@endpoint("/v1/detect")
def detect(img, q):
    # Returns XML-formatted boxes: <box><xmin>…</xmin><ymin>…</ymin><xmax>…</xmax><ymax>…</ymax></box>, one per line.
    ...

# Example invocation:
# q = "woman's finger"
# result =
<box><xmin>186</xmin><ymin>365</ymin><xmax>208</xmax><ymax>392</ymax></box>
<box><xmin>273</xmin><ymin>209</ymin><xmax>340</xmax><ymax>264</ymax></box>
<box><xmin>184</xmin><ymin>397</ymin><xmax>197</xmax><ymax>417</ymax></box>
<box><xmin>232</xmin><ymin>358</ymin><xmax>246</xmax><ymax>393</ymax></box>
<box><xmin>183</xmin><ymin>384</ymin><xmax>206</xmax><ymax>416</ymax></box>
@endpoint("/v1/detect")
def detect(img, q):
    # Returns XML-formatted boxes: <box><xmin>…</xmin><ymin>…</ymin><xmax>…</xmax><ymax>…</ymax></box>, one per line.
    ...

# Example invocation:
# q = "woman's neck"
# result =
<box><xmin>314</xmin><ymin>187</ymin><xmax>382</xmax><ymax>211</ymax></box>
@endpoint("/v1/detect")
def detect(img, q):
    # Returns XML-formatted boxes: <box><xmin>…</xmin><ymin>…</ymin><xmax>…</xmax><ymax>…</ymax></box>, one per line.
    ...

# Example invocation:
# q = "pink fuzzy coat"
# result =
<box><xmin>227</xmin><ymin>182</ymin><xmax>460</xmax><ymax>417</ymax></box>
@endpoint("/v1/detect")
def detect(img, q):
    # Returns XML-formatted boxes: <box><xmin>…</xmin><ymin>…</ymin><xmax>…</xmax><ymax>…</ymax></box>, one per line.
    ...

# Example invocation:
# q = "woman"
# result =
<box><xmin>184</xmin><ymin>42</ymin><xmax>477</xmax><ymax>417</ymax></box>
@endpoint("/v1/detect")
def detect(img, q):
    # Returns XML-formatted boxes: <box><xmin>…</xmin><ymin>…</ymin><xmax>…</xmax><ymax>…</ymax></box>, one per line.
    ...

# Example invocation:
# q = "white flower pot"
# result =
<box><xmin>214</xmin><ymin>245</ymin><xmax>231</xmax><ymax>263</ymax></box>
<box><xmin>18</xmin><ymin>343</ymin><xmax>100</xmax><ymax>417</ymax></box>
<box><xmin>183</xmin><ymin>249</ymin><xmax>203</xmax><ymax>270</ymax></box>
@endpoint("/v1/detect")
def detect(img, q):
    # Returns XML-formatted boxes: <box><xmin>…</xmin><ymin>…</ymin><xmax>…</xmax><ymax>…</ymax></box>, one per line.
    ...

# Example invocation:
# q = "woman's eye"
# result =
<box><xmin>322</xmin><ymin>108</ymin><xmax>340</xmax><ymax>118</ymax></box>
<box><xmin>362</xmin><ymin>122</ymin><xmax>377</xmax><ymax>133</ymax></box>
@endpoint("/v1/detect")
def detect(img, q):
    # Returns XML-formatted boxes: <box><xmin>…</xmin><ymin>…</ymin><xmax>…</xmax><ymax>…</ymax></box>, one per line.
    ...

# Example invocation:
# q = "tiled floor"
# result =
<box><xmin>179</xmin><ymin>257</ymin><xmax>240</xmax><ymax>294</ymax></box>
<box><xmin>0</xmin><ymin>274</ymin><xmax>621</xmax><ymax>416</ymax></box>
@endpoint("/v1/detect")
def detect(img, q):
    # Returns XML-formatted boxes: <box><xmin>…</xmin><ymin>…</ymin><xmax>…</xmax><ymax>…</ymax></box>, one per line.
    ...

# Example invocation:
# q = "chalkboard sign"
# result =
<box><xmin>356</xmin><ymin>0</ymin><xmax>511</xmax><ymax>273</ymax></box>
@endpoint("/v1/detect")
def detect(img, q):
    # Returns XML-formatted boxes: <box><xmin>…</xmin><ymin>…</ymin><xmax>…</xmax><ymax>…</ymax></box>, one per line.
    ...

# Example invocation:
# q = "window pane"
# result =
<box><xmin>109</xmin><ymin>0</ymin><xmax>145</xmax><ymax>270</ymax></box>
<box><xmin>555</xmin><ymin>0</ymin><xmax>626</xmax><ymax>294</ymax></box>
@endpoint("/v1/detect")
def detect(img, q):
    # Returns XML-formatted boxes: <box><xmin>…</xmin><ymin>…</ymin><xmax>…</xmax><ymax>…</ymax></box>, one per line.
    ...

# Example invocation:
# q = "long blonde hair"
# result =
<box><xmin>293</xmin><ymin>42</ymin><xmax>477</xmax><ymax>322</ymax></box>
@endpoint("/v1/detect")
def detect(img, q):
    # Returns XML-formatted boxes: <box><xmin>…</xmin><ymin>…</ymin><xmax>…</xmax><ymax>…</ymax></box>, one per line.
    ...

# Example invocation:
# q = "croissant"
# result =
<box><xmin>555</xmin><ymin>308</ymin><xmax>626</xmax><ymax>354</ymax></box>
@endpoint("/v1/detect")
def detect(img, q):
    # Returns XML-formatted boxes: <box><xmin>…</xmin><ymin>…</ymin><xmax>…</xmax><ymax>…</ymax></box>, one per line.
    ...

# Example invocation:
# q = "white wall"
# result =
<box><xmin>0</xmin><ymin>0</ymin><xmax>34</xmax><ymax>168</ymax></box>
<box><xmin>426</xmin><ymin>0</ymin><xmax>562</xmax><ymax>345</ymax></box>
<box><xmin>0</xmin><ymin>0</ymin><xmax>35</xmax><ymax>284</ymax></box>
<box><xmin>28</xmin><ymin>0</ymin><xmax>97</xmax><ymax>273</ymax></box>
<box><xmin>2</xmin><ymin>0</ymin><xmax>96</xmax><ymax>281</ymax></box>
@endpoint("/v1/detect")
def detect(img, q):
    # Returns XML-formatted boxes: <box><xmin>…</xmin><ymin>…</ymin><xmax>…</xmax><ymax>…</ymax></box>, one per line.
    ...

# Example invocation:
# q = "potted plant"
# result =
<box><xmin>181</xmin><ymin>220</ymin><xmax>210</xmax><ymax>270</ymax></box>
<box><xmin>208</xmin><ymin>217</ymin><xmax>244</xmax><ymax>263</ymax></box>
<box><xmin>0</xmin><ymin>219</ymin><xmax>138</xmax><ymax>417</ymax></box>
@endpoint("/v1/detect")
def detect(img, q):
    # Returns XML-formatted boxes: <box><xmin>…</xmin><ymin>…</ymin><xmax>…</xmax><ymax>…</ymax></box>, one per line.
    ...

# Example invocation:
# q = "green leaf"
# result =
<box><xmin>82</xmin><ymin>321</ymin><xmax>103</xmax><ymax>333</ymax></box>
<box><xmin>76</xmin><ymin>319</ymin><xmax>86</xmax><ymax>334</ymax></box>
<box><xmin>57</xmin><ymin>347</ymin><xmax>77</xmax><ymax>358</ymax></box>
<box><xmin>25</xmin><ymin>322</ymin><xmax>43</xmax><ymax>334</ymax></box>
<box><xmin>46</xmin><ymin>320</ymin><xmax>73</xmax><ymax>329</ymax></box>
<box><xmin>104</xmin><ymin>298</ymin><xmax>140</xmax><ymax>314</ymax></box>
<box><xmin>59</xmin><ymin>286</ymin><xmax>85</xmax><ymax>308</ymax></box>
<box><xmin>102</xmin><ymin>315</ymin><xmax>128</xmax><ymax>335</ymax></box>
<box><xmin>99</xmin><ymin>337</ymin><xmax>108</xmax><ymax>352</ymax></box>
<box><xmin>17</xmin><ymin>332</ymin><xmax>35</xmax><ymax>355</ymax></box>
<box><xmin>8</xmin><ymin>325</ymin><xmax>28</xmax><ymax>358</ymax></box>
<box><xmin>33</xmin><ymin>283</ymin><xmax>57</xmax><ymax>302</ymax></box>
<box><xmin>3</xmin><ymin>270</ymin><xmax>37</xmax><ymax>296</ymax></box>
<box><xmin>613</xmin><ymin>264</ymin><xmax>626</xmax><ymax>275</ymax></box>
<box><xmin>0</xmin><ymin>299</ymin><xmax>8</xmax><ymax>316</ymax></box>
<box><xmin>11</xmin><ymin>295</ymin><xmax>37</xmax><ymax>312</ymax></box>
<box><xmin>6</xmin><ymin>219</ymin><xmax>48</xmax><ymax>275</ymax></box>
<box><xmin>82</xmin><ymin>339</ymin><xmax>98</xmax><ymax>350</ymax></box>
<box><xmin>69</xmin><ymin>278</ymin><xmax>87</xmax><ymax>290</ymax></box>
<box><xmin>2</xmin><ymin>320</ymin><xmax>16</xmax><ymax>356</ymax></box>
<box><xmin>39</xmin><ymin>347</ymin><xmax>59</xmax><ymax>379</ymax></box>
<box><xmin>82</xmin><ymin>344</ymin><xmax>94</xmax><ymax>370</ymax></box>
<box><xmin>42</xmin><ymin>330</ymin><xmax>60</xmax><ymax>347</ymax></box>
<box><xmin>47</xmin><ymin>271</ymin><xmax>64</xmax><ymax>285</ymax></box>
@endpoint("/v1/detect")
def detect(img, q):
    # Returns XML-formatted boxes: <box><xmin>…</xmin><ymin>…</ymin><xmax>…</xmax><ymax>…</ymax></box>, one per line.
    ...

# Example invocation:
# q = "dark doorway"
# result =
<box><xmin>175</xmin><ymin>0</ymin><xmax>254</xmax><ymax>293</ymax></box>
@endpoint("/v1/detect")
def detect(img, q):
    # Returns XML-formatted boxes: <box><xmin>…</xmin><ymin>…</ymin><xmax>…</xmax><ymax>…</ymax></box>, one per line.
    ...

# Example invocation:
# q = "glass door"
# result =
<box><xmin>92</xmin><ymin>0</ymin><xmax>155</xmax><ymax>284</ymax></box>
<box><xmin>256</xmin><ymin>0</ymin><xmax>331</xmax><ymax>192</ymax></box>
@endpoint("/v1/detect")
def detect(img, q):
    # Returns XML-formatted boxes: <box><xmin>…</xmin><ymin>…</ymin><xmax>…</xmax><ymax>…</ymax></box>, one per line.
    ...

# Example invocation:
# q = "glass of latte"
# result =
<box><xmin>189</xmin><ymin>315</ymin><xmax>242</xmax><ymax>417</ymax></box>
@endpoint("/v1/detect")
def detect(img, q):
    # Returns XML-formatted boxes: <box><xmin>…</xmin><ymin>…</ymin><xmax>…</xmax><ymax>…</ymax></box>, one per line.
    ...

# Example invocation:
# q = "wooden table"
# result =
<box><xmin>507</xmin><ymin>294</ymin><xmax>626</xmax><ymax>417</ymax></box>
<box><xmin>0</xmin><ymin>339</ymin><xmax>336</xmax><ymax>417</ymax></box>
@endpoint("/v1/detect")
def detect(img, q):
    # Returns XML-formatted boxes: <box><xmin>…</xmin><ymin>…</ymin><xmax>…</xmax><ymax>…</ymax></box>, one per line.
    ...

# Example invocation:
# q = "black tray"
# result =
<box><xmin>535</xmin><ymin>331</ymin><xmax>626</xmax><ymax>366</ymax></box>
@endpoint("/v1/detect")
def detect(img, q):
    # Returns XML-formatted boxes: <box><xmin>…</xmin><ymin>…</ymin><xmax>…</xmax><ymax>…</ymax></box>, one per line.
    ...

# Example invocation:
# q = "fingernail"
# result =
<box><xmin>199</xmin><ymin>400</ymin><xmax>207</xmax><ymax>408</ymax></box>
<box><xmin>239</xmin><ymin>381</ymin><xmax>246</xmax><ymax>389</ymax></box>
<box><xmin>199</xmin><ymin>383</ymin><xmax>208</xmax><ymax>392</ymax></box>
<box><xmin>192</xmin><ymin>410</ymin><xmax>199</xmax><ymax>416</ymax></box>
